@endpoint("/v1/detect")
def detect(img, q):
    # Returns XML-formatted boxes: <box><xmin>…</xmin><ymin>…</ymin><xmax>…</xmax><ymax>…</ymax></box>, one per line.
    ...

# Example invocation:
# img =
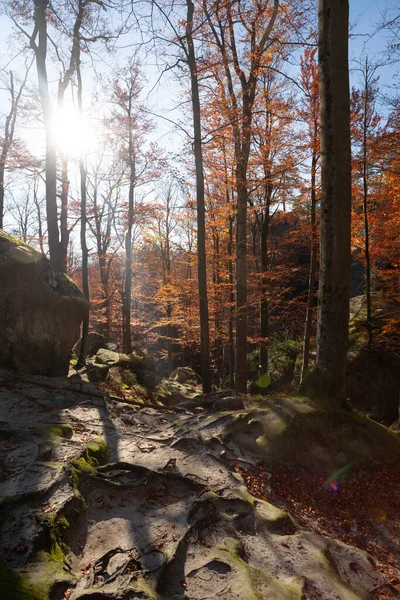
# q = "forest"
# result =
<box><xmin>0</xmin><ymin>1</ymin><xmax>400</xmax><ymax>600</ymax></box>
<box><xmin>0</xmin><ymin>0</ymin><xmax>398</xmax><ymax>398</ymax></box>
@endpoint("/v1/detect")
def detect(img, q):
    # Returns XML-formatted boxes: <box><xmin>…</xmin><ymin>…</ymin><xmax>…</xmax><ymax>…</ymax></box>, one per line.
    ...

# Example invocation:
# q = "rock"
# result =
<box><xmin>214</xmin><ymin>396</ymin><xmax>245</xmax><ymax>411</ymax></box>
<box><xmin>86</xmin><ymin>360</ymin><xmax>110</xmax><ymax>382</ymax></box>
<box><xmin>140</xmin><ymin>368</ymin><xmax>159</xmax><ymax>391</ymax></box>
<box><xmin>0</xmin><ymin>231</ymin><xmax>88</xmax><ymax>377</ymax></box>
<box><xmin>74</xmin><ymin>332</ymin><xmax>107</xmax><ymax>357</ymax></box>
<box><xmin>94</xmin><ymin>348</ymin><xmax>122</xmax><ymax>366</ymax></box>
<box><xmin>163</xmin><ymin>390</ymin><xmax>188</xmax><ymax>406</ymax></box>
<box><xmin>122</xmin><ymin>350</ymin><xmax>160</xmax><ymax>391</ymax></box>
<box><xmin>170</xmin><ymin>366</ymin><xmax>202</xmax><ymax>384</ymax></box>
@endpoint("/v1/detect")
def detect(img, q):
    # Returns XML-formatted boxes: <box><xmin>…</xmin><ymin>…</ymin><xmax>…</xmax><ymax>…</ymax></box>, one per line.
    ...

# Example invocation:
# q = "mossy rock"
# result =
<box><xmin>170</xmin><ymin>366</ymin><xmax>202</xmax><ymax>384</ymax></box>
<box><xmin>217</xmin><ymin>395</ymin><xmax>400</xmax><ymax>475</ymax></box>
<box><xmin>0</xmin><ymin>560</ymin><xmax>47</xmax><ymax>600</ymax></box>
<box><xmin>42</xmin><ymin>423</ymin><xmax>74</xmax><ymax>441</ymax></box>
<box><xmin>0</xmin><ymin>230</ymin><xmax>88</xmax><ymax>376</ymax></box>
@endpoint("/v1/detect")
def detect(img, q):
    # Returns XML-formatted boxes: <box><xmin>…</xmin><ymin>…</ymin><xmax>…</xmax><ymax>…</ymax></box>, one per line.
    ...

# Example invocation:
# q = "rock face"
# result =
<box><xmin>0</xmin><ymin>231</ymin><xmax>88</xmax><ymax>376</ymax></box>
<box><xmin>1</xmin><ymin>369</ymin><xmax>399</xmax><ymax>600</ymax></box>
<box><xmin>73</xmin><ymin>331</ymin><xmax>107</xmax><ymax>357</ymax></box>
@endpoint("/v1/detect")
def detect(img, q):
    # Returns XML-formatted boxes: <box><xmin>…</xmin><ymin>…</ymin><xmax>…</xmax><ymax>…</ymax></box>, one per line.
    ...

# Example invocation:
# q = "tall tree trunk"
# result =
<box><xmin>76</xmin><ymin>49</ymin><xmax>89</xmax><ymax>367</ymax></box>
<box><xmin>60</xmin><ymin>157</ymin><xmax>70</xmax><ymax>271</ymax></box>
<box><xmin>227</xmin><ymin>214</ymin><xmax>235</xmax><ymax>390</ymax></box>
<box><xmin>259</xmin><ymin>205</ymin><xmax>270</xmax><ymax>388</ymax></box>
<box><xmin>186</xmin><ymin>0</ymin><xmax>211</xmax><ymax>393</ymax></box>
<box><xmin>0</xmin><ymin>164</ymin><xmax>4</xmax><ymax>230</ymax></box>
<box><xmin>33</xmin><ymin>178</ymin><xmax>45</xmax><ymax>254</ymax></box>
<box><xmin>313</xmin><ymin>0</ymin><xmax>352</xmax><ymax>398</ymax></box>
<box><xmin>362</xmin><ymin>63</ymin><xmax>373</xmax><ymax>350</ymax></box>
<box><xmin>32</xmin><ymin>0</ymin><xmax>60</xmax><ymax>267</ymax></box>
<box><xmin>235</xmin><ymin>161</ymin><xmax>248</xmax><ymax>394</ymax></box>
<box><xmin>123</xmin><ymin>112</ymin><xmax>135</xmax><ymax>355</ymax></box>
<box><xmin>301</xmin><ymin>152</ymin><xmax>318</xmax><ymax>382</ymax></box>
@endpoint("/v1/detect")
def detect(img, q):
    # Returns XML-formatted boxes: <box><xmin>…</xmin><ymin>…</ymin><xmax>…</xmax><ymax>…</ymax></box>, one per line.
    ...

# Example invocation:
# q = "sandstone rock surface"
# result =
<box><xmin>1</xmin><ymin>369</ymin><xmax>399</xmax><ymax>600</ymax></box>
<box><xmin>0</xmin><ymin>230</ymin><xmax>88</xmax><ymax>376</ymax></box>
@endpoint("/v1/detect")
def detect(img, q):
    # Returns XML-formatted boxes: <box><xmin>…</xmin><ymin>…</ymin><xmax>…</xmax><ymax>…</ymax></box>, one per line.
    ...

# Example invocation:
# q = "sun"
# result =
<box><xmin>51</xmin><ymin>105</ymin><xmax>95</xmax><ymax>157</ymax></box>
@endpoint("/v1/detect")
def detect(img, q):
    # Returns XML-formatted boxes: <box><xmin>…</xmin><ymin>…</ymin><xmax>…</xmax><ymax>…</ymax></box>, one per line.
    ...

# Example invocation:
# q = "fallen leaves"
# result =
<box><xmin>13</xmin><ymin>537</ymin><xmax>28</xmax><ymax>553</ymax></box>
<box><xmin>240</xmin><ymin>464</ymin><xmax>400</xmax><ymax>600</ymax></box>
<box><xmin>96</xmin><ymin>495</ymin><xmax>110</xmax><ymax>510</ymax></box>
<box><xmin>80</xmin><ymin>562</ymin><xmax>91</xmax><ymax>574</ymax></box>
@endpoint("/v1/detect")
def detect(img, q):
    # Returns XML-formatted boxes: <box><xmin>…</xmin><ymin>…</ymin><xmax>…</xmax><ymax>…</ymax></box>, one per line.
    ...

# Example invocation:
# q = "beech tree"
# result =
<box><xmin>11</xmin><ymin>0</ymin><xmax>109</xmax><ymax>268</ymax></box>
<box><xmin>149</xmin><ymin>0</ymin><xmax>212</xmax><ymax>391</ymax></box>
<box><xmin>203</xmin><ymin>0</ymin><xmax>280</xmax><ymax>393</ymax></box>
<box><xmin>299</xmin><ymin>47</ymin><xmax>320</xmax><ymax>383</ymax></box>
<box><xmin>107</xmin><ymin>60</ymin><xmax>165</xmax><ymax>353</ymax></box>
<box><xmin>351</xmin><ymin>58</ymin><xmax>381</xmax><ymax>350</ymax></box>
<box><xmin>303</xmin><ymin>0</ymin><xmax>352</xmax><ymax>398</ymax></box>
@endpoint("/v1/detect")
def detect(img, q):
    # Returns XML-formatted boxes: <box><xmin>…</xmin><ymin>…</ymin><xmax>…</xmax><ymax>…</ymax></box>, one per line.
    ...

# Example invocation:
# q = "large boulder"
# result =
<box><xmin>170</xmin><ymin>366</ymin><xmax>202</xmax><ymax>384</ymax></box>
<box><xmin>0</xmin><ymin>230</ymin><xmax>88</xmax><ymax>376</ymax></box>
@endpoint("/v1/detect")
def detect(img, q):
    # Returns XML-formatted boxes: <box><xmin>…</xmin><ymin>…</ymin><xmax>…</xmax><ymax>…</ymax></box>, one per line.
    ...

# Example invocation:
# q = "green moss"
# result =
<box><xmin>0</xmin><ymin>561</ymin><xmax>47</xmax><ymax>600</ymax></box>
<box><xmin>63</xmin><ymin>271</ymin><xmax>82</xmax><ymax>291</ymax></box>
<box><xmin>85</xmin><ymin>437</ymin><xmax>108</xmax><ymax>466</ymax></box>
<box><xmin>0</xmin><ymin>230</ymin><xmax>42</xmax><ymax>258</ymax></box>
<box><xmin>70</xmin><ymin>465</ymin><xmax>87</xmax><ymax>509</ymax></box>
<box><xmin>238</xmin><ymin>394</ymin><xmax>400</xmax><ymax>473</ymax></box>
<box><xmin>70</xmin><ymin>438</ymin><xmax>108</xmax><ymax>508</ymax></box>
<box><xmin>216</xmin><ymin>543</ymin><xmax>302</xmax><ymax>600</ymax></box>
<box><xmin>43</xmin><ymin>423</ymin><xmax>74</xmax><ymax>440</ymax></box>
<box><xmin>72</xmin><ymin>437</ymin><xmax>108</xmax><ymax>471</ymax></box>
<box><xmin>37</xmin><ymin>543</ymin><xmax>65</xmax><ymax>566</ymax></box>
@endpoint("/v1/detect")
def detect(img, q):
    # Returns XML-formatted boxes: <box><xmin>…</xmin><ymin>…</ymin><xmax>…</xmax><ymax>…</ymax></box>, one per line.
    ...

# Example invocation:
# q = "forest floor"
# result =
<box><xmin>0</xmin><ymin>367</ymin><xmax>399</xmax><ymax>600</ymax></box>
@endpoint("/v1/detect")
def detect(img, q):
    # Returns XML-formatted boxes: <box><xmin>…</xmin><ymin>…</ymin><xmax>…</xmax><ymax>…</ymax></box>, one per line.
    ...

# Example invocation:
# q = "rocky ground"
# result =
<box><xmin>0</xmin><ymin>367</ymin><xmax>399</xmax><ymax>600</ymax></box>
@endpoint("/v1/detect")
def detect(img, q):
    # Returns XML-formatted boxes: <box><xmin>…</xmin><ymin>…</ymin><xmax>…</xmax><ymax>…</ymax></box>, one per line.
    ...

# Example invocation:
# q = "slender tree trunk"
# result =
<box><xmin>227</xmin><ymin>214</ymin><xmax>235</xmax><ymax>390</ymax></box>
<box><xmin>301</xmin><ymin>152</ymin><xmax>318</xmax><ymax>382</ymax></box>
<box><xmin>123</xmin><ymin>112</ymin><xmax>135</xmax><ymax>355</ymax></box>
<box><xmin>362</xmin><ymin>71</ymin><xmax>373</xmax><ymax>350</ymax></box>
<box><xmin>76</xmin><ymin>54</ymin><xmax>89</xmax><ymax>367</ymax></box>
<box><xmin>60</xmin><ymin>157</ymin><xmax>70</xmax><ymax>271</ymax></box>
<box><xmin>0</xmin><ymin>164</ymin><xmax>4</xmax><ymax>229</ymax></box>
<box><xmin>33</xmin><ymin>179</ymin><xmax>45</xmax><ymax>254</ymax></box>
<box><xmin>167</xmin><ymin>302</ymin><xmax>173</xmax><ymax>374</ymax></box>
<box><xmin>235</xmin><ymin>161</ymin><xmax>248</xmax><ymax>393</ymax></box>
<box><xmin>32</xmin><ymin>0</ymin><xmax>60</xmax><ymax>267</ymax></box>
<box><xmin>313</xmin><ymin>0</ymin><xmax>352</xmax><ymax>398</ymax></box>
<box><xmin>186</xmin><ymin>0</ymin><xmax>211</xmax><ymax>393</ymax></box>
<box><xmin>259</xmin><ymin>206</ymin><xmax>270</xmax><ymax>388</ymax></box>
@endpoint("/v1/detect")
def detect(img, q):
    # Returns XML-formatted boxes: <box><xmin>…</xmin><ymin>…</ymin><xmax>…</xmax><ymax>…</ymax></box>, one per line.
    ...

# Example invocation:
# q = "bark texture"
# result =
<box><xmin>186</xmin><ymin>0</ymin><xmax>211</xmax><ymax>393</ymax></box>
<box><xmin>315</xmin><ymin>0</ymin><xmax>352</xmax><ymax>396</ymax></box>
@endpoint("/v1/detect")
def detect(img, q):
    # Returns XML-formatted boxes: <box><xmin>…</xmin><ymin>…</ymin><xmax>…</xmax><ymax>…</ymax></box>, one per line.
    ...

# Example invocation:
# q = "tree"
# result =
<box><xmin>303</xmin><ymin>0</ymin><xmax>352</xmax><ymax>399</ymax></box>
<box><xmin>351</xmin><ymin>58</ymin><xmax>381</xmax><ymax>350</ymax></box>
<box><xmin>29</xmin><ymin>0</ymin><xmax>60</xmax><ymax>265</ymax></box>
<box><xmin>0</xmin><ymin>62</ymin><xmax>32</xmax><ymax>228</ymax></box>
<box><xmin>299</xmin><ymin>47</ymin><xmax>320</xmax><ymax>383</ymax></box>
<box><xmin>107</xmin><ymin>60</ymin><xmax>164</xmax><ymax>353</ymax></box>
<box><xmin>148</xmin><ymin>0</ymin><xmax>212</xmax><ymax>391</ymax></box>
<box><xmin>185</xmin><ymin>0</ymin><xmax>211</xmax><ymax>392</ymax></box>
<box><xmin>76</xmin><ymin>10</ymin><xmax>90</xmax><ymax>367</ymax></box>
<box><xmin>87</xmin><ymin>151</ymin><xmax>125</xmax><ymax>340</ymax></box>
<box><xmin>203</xmin><ymin>0</ymin><xmax>280</xmax><ymax>393</ymax></box>
<box><xmin>11</xmin><ymin>0</ymin><xmax>109</xmax><ymax>268</ymax></box>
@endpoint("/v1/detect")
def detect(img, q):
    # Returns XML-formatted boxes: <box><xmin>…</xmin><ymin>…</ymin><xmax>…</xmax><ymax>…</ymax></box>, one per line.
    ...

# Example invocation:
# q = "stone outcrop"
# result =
<box><xmin>73</xmin><ymin>331</ymin><xmax>107</xmax><ymax>357</ymax></box>
<box><xmin>1</xmin><ymin>368</ymin><xmax>399</xmax><ymax>600</ymax></box>
<box><xmin>0</xmin><ymin>230</ymin><xmax>88</xmax><ymax>376</ymax></box>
